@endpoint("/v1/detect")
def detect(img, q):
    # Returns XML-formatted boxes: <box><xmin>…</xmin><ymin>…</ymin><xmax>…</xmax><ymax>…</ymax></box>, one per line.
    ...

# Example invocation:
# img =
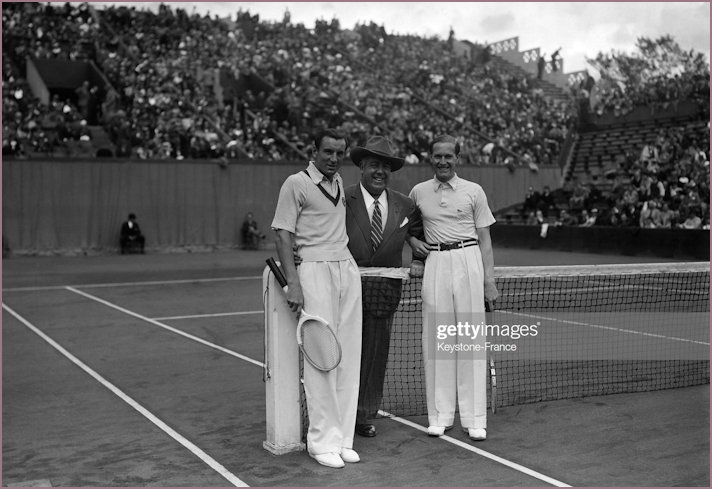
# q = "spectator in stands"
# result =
<box><xmin>537</xmin><ymin>54</ymin><xmax>546</xmax><ymax>80</ymax></box>
<box><xmin>607</xmin><ymin>203</ymin><xmax>623</xmax><ymax>226</ymax></box>
<box><xmin>522</xmin><ymin>186</ymin><xmax>540</xmax><ymax>218</ymax></box>
<box><xmin>555</xmin><ymin>209</ymin><xmax>578</xmax><ymax>226</ymax></box>
<box><xmin>75</xmin><ymin>80</ymin><xmax>91</xmax><ymax>120</ymax></box>
<box><xmin>120</xmin><ymin>213</ymin><xmax>145</xmax><ymax>253</ymax></box>
<box><xmin>550</xmin><ymin>48</ymin><xmax>561</xmax><ymax>72</ymax></box>
<box><xmin>638</xmin><ymin>201</ymin><xmax>655</xmax><ymax>228</ymax></box>
<box><xmin>241</xmin><ymin>212</ymin><xmax>265</xmax><ymax>249</ymax></box>
<box><xmin>654</xmin><ymin>201</ymin><xmax>674</xmax><ymax>228</ymax></box>
<box><xmin>681</xmin><ymin>211</ymin><xmax>702</xmax><ymax>229</ymax></box>
<box><xmin>580</xmin><ymin>208</ymin><xmax>598</xmax><ymax>227</ymax></box>
<box><xmin>568</xmin><ymin>181</ymin><xmax>589</xmax><ymax>212</ymax></box>
<box><xmin>537</xmin><ymin>185</ymin><xmax>555</xmax><ymax>217</ymax></box>
<box><xmin>525</xmin><ymin>211</ymin><xmax>539</xmax><ymax>226</ymax></box>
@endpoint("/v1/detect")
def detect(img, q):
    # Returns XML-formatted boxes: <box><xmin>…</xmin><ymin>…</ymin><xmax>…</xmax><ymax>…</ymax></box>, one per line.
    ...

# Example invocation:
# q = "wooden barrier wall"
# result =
<box><xmin>492</xmin><ymin>224</ymin><xmax>710</xmax><ymax>260</ymax></box>
<box><xmin>2</xmin><ymin>159</ymin><xmax>560</xmax><ymax>255</ymax></box>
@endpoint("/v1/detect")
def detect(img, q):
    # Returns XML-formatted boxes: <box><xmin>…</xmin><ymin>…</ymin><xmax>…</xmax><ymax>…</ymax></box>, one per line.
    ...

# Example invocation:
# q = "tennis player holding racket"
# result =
<box><xmin>408</xmin><ymin>134</ymin><xmax>499</xmax><ymax>442</ymax></box>
<box><xmin>271</xmin><ymin>129</ymin><xmax>362</xmax><ymax>469</ymax></box>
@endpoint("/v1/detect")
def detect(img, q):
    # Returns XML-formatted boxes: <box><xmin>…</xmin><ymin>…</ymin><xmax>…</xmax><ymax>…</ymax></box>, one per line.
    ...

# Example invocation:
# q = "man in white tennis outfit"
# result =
<box><xmin>408</xmin><ymin>134</ymin><xmax>499</xmax><ymax>441</ymax></box>
<box><xmin>271</xmin><ymin>128</ymin><xmax>363</xmax><ymax>468</ymax></box>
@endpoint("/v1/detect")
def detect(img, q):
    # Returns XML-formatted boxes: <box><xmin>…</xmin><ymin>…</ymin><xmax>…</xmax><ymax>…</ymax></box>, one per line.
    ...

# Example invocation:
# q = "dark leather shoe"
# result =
<box><xmin>356</xmin><ymin>423</ymin><xmax>376</xmax><ymax>437</ymax></box>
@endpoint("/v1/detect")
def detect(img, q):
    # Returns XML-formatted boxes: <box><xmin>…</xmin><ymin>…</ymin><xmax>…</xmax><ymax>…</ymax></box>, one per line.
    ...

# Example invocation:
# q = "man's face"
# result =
<box><xmin>313</xmin><ymin>136</ymin><xmax>347</xmax><ymax>180</ymax></box>
<box><xmin>430</xmin><ymin>141</ymin><xmax>459</xmax><ymax>182</ymax></box>
<box><xmin>360</xmin><ymin>157</ymin><xmax>391</xmax><ymax>197</ymax></box>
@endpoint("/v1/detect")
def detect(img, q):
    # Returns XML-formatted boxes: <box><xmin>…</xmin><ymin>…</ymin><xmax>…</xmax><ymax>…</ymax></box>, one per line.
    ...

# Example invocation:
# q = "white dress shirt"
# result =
<box><xmin>360</xmin><ymin>183</ymin><xmax>388</xmax><ymax>232</ymax></box>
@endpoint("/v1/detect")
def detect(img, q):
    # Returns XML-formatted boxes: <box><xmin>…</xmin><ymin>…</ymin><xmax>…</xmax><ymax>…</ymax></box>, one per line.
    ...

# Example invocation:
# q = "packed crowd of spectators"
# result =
<box><xmin>3</xmin><ymin>2</ymin><xmax>575</xmax><ymax>162</ymax></box>
<box><xmin>521</xmin><ymin>123</ymin><xmax>710</xmax><ymax>229</ymax></box>
<box><xmin>2</xmin><ymin>55</ymin><xmax>94</xmax><ymax>157</ymax></box>
<box><xmin>574</xmin><ymin>71</ymin><xmax>710</xmax><ymax>119</ymax></box>
<box><xmin>2</xmin><ymin>2</ymin><xmax>99</xmax><ymax>156</ymax></box>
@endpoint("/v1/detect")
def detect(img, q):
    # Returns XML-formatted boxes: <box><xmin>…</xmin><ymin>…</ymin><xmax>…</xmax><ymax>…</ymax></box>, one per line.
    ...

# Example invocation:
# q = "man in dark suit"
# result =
<box><xmin>346</xmin><ymin>136</ymin><xmax>424</xmax><ymax>438</ymax></box>
<box><xmin>120</xmin><ymin>213</ymin><xmax>145</xmax><ymax>254</ymax></box>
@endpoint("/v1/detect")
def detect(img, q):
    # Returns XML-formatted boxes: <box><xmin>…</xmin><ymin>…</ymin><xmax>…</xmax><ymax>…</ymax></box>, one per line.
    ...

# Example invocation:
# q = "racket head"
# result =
<box><xmin>297</xmin><ymin>312</ymin><xmax>342</xmax><ymax>372</ymax></box>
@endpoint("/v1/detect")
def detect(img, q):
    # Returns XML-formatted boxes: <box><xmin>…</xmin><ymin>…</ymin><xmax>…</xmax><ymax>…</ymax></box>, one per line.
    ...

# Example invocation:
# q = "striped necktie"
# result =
<box><xmin>371</xmin><ymin>200</ymin><xmax>383</xmax><ymax>251</ymax></box>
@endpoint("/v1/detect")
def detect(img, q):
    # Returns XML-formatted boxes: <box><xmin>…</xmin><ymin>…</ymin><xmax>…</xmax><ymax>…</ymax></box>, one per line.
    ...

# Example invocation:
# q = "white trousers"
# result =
<box><xmin>421</xmin><ymin>246</ymin><xmax>487</xmax><ymax>429</ymax></box>
<box><xmin>299</xmin><ymin>259</ymin><xmax>362</xmax><ymax>454</ymax></box>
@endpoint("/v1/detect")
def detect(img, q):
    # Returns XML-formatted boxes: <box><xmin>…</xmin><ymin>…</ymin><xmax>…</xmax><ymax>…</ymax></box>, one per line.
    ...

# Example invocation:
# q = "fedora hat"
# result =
<box><xmin>350</xmin><ymin>136</ymin><xmax>405</xmax><ymax>172</ymax></box>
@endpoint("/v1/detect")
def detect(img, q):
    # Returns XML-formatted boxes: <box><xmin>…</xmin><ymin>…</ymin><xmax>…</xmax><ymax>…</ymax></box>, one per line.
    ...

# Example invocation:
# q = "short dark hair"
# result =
<box><xmin>430</xmin><ymin>134</ymin><xmax>460</xmax><ymax>156</ymax></box>
<box><xmin>313</xmin><ymin>128</ymin><xmax>350</xmax><ymax>151</ymax></box>
<box><xmin>128</xmin><ymin>213</ymin><xmax>136</xmax><ymax>220</ymax></box>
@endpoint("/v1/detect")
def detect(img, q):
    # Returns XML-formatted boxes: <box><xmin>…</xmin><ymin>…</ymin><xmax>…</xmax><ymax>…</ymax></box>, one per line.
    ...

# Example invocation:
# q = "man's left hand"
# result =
<box><xmin>484</xmin><ymin>280</ymin><xmax>499</xmax><ymax>304</ymax></box>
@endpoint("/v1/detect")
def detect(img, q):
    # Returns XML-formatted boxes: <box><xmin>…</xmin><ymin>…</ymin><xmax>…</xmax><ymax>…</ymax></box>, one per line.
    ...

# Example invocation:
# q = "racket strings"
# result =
<box><xmin>300</xmin><ymin>319</ymin><xmax>341</xmax><ymax>371</ymax></box>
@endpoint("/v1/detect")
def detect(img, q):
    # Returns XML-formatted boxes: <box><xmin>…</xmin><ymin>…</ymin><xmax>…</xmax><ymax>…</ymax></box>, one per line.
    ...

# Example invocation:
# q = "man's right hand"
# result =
<box><xmin>286</xmin><ymin>281</ymin><xmax>304</xmax><ymax>314</ymax></box>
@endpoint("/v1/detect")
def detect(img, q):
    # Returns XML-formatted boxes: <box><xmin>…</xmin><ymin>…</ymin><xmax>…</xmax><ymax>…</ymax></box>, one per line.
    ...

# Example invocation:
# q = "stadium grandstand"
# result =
<box><xmin>2</xmin><ymin>2</ymin><xmax>709</xmax><ymax>256</ymax></box>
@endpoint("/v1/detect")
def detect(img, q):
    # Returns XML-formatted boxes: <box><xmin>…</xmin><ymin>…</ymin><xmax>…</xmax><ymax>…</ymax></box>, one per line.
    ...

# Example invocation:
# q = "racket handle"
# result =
<box><xmin>266</xmin><ymin>257</ymin><xmax>289</xmax><ymax>292</ymax></box>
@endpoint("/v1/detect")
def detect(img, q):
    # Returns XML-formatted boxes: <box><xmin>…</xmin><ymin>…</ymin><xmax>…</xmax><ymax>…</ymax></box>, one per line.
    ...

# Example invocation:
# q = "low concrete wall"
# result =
<box><xmin>492</xmin><ymin>224</ymin><xmax>710</xmax><ymax>260</ymax></box>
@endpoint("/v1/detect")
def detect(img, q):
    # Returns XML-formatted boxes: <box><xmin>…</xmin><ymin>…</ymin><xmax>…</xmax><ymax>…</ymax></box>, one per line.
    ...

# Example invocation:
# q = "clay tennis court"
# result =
<box><xmin>2</xmin><ymin>248</ymin><xmax>709</xmax><ymax>487</ymax></box>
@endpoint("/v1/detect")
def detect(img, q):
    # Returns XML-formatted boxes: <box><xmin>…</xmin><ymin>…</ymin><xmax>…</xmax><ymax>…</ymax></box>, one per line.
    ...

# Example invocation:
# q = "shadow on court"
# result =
<box><xmin>2</xmin><ymin>249</ymin><xmax>708</xmax><ymax>486</ymax></box>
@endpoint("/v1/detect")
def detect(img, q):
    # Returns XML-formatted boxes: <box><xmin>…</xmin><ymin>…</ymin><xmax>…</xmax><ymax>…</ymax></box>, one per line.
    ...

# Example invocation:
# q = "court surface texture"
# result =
<box><xmin>2</xmin><ymin>248</ymin><xmax>708</xmax><ymax>487</ymax></box>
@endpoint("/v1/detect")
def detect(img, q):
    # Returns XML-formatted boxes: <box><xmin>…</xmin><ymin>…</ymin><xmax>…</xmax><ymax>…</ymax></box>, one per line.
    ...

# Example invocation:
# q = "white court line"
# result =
<box><xmin>153</xmin><ymin>310</ymin><xmax>262</xmax><ymax>321</ymax></box>
<box><xmin>2</xmin><ymin>303</ymin><xmax>249</xmax><ymax>487</ymax></box>
<box><xmin>498</xmin><ymin>309</ymin><xmax>710</xmax><ymax>346</ymax></box>
<box><xmin>65</xmin><ymin>287</ymin><xmax>265</xmax><ymax>368</ymax></box>
<box><xmin>3</xmin><ymin>275</ymin><xmax>262</xmax><ymax>293</ymax></box>
<box><xmin>378</xmin><ymin>410</ymin><xmax>570</xmax><ymax>487</ymax></box>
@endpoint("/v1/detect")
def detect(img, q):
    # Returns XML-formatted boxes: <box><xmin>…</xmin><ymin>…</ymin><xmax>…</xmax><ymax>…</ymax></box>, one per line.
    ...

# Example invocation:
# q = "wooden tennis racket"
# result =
<box><xmin>265</xmin><ymin>258</ymin><xmax>342</xmax><ymax>371</ymax></box>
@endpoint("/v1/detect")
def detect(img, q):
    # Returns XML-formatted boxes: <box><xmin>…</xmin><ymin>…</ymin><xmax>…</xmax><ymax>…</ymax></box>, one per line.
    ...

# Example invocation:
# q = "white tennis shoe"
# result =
<box><xmin>467</xmin><ymin>428</ymin><xmax>487</xmax><ymax>441</ymax></box>
<box><xmin>309</xmin><ymin>452</ymin><xmax>345</xmax><ymax>468</ymax></box>
<box><xmin>427</xmin><ymin>425</ymin><xmax>453</xmax><ymax>437</ymax></box>
<box><xmin>340</xmin><ymin>448</ymin><xmax>360</xmax><ymax>463</ymax></box>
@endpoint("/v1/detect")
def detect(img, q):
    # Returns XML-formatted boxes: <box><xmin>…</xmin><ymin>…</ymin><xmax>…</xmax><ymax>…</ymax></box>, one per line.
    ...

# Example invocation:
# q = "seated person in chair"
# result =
<box><xmin>120</xmin><ymin>213</ymin><xmax>145</xmax><ymax>254</ymax></box>
<box><xmin>241</xmin><ymin>212</ymin><xmax>265</xmax><ymax>249</ymax></box>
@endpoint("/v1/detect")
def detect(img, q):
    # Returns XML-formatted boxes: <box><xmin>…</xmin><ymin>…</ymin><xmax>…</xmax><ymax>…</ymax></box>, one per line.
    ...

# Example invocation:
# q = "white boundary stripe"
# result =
<box><xmin>378</xmin><ymin>410</ymin><xmax>570</xmax><ymax>487</ymax></box>
<box><xmin>153</xmin><ymin>310</ymin><xmax>263</xmax><ymax>321</ymax></box>
<box><xmin>499</xmin><ymin>310</ymin><xmax>710</xmax><ymax>346</ymax></box>
<box><xmin>65</xmin><ymin>287</ymin><xmax>265</xmax><ymax>368</ymax></box>
<box><xmin>2</xmin><ymin>303</ymin><xmax>249</xmax><ymax>487</ymax></box>
<box><xmin>3</xmin><ymin>276</ymin><xmax>262</xmax><ymax>293</ymax></box>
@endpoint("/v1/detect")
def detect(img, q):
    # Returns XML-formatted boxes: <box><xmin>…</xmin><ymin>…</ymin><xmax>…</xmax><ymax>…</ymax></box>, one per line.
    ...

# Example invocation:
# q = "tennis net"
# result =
<box><xmin>379</xmin><ymin>262</ymin><xmax>710</xmax><ymax>415</ymax></box>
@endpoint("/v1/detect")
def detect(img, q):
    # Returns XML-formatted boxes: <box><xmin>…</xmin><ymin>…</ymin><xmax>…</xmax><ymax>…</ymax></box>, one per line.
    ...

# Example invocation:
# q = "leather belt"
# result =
<box><xmin>429</xmin><ymin>238</ymin><xmax>479</xmax><ymax>251</ymax></box>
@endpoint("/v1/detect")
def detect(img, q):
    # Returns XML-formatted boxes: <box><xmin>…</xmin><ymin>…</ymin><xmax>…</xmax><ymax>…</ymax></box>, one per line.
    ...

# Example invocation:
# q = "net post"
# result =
<box><xmin>262</xmin><ymin>266</ymin><xmax>305</xmax><ymax>454</ymax></box>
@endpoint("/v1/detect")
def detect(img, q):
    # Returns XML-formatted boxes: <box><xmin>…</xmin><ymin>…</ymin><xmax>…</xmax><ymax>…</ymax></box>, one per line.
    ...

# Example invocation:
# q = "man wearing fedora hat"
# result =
<box><xmin>345</xmin><ymin>136</ymin><xmax>425</xmax><ymax>438</ymax></box>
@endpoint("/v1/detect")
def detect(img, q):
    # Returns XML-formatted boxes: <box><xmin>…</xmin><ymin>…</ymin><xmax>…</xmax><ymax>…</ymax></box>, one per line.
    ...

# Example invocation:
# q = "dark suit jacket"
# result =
<box><xmin>121</xmin><ymin>221</ymin><xmax>142</xmax><ymax>239</ymax></box>
<box><xmin>345</xmin><ymin>184</ymin><xmax>417</xmax><ymax>268</ymax></box>
<box><xmin>345</xmin><ymin>184</ymin><xmax>418</xmax><ymax>318</ymax></box>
